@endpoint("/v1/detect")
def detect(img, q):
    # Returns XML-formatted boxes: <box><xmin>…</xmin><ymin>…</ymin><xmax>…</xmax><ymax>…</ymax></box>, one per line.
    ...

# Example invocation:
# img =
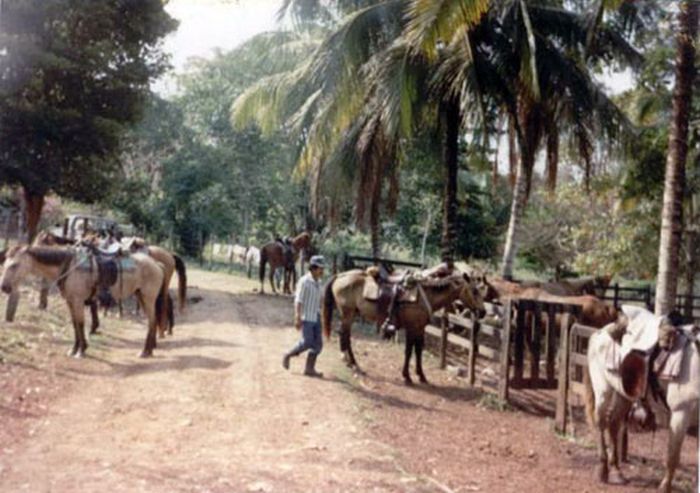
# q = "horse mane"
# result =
<box><xmin>27</xmin><ymin>246</ymin><xmax>75</xmax><ymax>266</ymax></box>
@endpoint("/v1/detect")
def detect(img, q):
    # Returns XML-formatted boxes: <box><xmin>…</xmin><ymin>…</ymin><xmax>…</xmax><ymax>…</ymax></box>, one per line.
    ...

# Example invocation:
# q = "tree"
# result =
<box><xmin>655</xmin><ymin>0</ymin><xmax>699</xmax><ymax>315</ymax></box>
<box><xmin>0</xmin><ymin>0</ymin><xmax>176</xmax><ymax>240</ymax></box>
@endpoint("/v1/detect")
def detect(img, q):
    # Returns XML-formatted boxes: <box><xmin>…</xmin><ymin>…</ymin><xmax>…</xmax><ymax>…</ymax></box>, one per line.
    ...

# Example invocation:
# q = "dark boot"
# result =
<box><xmin>283</xmin><ymin>348</ymin><xmax>301</xmax><ymax>370</ymax></box>
<box><xmin>304</xmin><ymin>352</ymin><xmax>323</xmax><ymax>378</ymax></box>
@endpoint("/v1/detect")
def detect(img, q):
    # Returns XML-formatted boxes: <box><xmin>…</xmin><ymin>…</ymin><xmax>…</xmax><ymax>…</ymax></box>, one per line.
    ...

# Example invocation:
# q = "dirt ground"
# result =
<box><xmin>0</xmin><ymin>268</ymin><xmax>697</xmax><ymax>493</ymax></box>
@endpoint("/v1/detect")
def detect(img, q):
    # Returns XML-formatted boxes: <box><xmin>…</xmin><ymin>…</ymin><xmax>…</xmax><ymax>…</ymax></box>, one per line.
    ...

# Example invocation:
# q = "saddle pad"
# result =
<box><xmin>654</xmin><ymin>332</ymin><xmax>689</xmax><ymax>381</ymax></box>
<box><xmin>605</xmin><ymin>340</ymin><xmax>622</xmax><ymax>372</ymax></box>
<box><xmin>362</xmin><ymin>277</ymin><xmax>418</xmax><ymax>303</ymax></box>
<box><xmin>119</xmin><ymin>257</ymin><xmax>136</xmax><ymax>272</ymax></box>
<box><xmin>75</xmin><ymin>254</ymin><xmax>136</xmax><ymax>272</ymax></box>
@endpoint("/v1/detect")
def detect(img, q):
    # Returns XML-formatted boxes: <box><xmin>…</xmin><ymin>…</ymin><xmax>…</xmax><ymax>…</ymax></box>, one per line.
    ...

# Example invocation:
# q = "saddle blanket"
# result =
<box><xmin>605</xmin><ymin>326</ymin><xmax>689</xmax><ymax>381</ymax></box>
<box><xmin>76</xmin><ymin>252</ymin><xmax>137</xmax><ymax>272</ymax></box>
<box><xmin>362</xmin><ymin>276</ymin><xmax>418</xmax><ymax>303</ymax></box>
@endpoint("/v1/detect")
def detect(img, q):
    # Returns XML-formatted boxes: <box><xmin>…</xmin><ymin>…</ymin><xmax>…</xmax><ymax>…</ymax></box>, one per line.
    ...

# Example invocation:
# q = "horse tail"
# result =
<box><xmin>322</xmin><ymin>276</ymin><xmax>337</xmax><ymax>339</ymax></box>
<box><xmin>167</xmin><ymin>292</ymin><xmax>175</xmax><ymax>332</ymax></box>
<box><xmin>583</xmin><ymin>363</ymin><xmax>596</xmax><ymax>429</ymax></box>
<box><xmin>155</xmin><ymin>277</ymin><xmax>170</xmax><ymax>335</ymax></box>
<box><xmin>259</xmin><ymin>248</ymin><xmax>268</xmax><ymax>286</ymax></box>
<box><xmin>174</xmin><ymin>254</ymin><xmax>187</xmax><ymax>313</ymax></box>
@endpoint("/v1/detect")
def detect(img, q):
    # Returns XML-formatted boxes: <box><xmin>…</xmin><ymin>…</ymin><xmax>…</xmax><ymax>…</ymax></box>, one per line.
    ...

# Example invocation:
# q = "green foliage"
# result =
<box><xmin>518</xmin><ymin>180</ymin><xmax>660</xmax><ymax>279</ymax></box>
<box><xmin>0</xmin><ymin>0</ymin><xmax>176</xmax><ymax>200</ymax></box>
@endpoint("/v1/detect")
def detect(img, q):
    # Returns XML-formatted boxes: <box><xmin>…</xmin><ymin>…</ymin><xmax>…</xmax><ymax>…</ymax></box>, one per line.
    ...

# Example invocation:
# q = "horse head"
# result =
<box><xmin>0</xmin><ymin>245</ymin><xmax>31</xmax><ymax>294</ymax></box>
<box><xmin>457</xmin><ymin>272</ymin><xmax>486</xmax><ymax>318</ymax></box>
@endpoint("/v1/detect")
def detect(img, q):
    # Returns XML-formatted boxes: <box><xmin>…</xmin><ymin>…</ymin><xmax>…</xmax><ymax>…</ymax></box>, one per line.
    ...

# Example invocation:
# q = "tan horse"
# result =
<box><xmin>0</xmin><ymin>245</ymin><xmax>168</xmax><ymax>358</ymax></box>
<box><xmin>126</xmin><ymin>238</ymin><xmax>187</xmax><ymax>335</ymax></box>
<box><xmin>322</xmin><ymin>265</ymin><xmax>486</xmax><ymax>384</ymax></box>
<box><xmin>258</xmin><ymin>232</ymin><xmax>312</xmax><ymax>294</ymax></box>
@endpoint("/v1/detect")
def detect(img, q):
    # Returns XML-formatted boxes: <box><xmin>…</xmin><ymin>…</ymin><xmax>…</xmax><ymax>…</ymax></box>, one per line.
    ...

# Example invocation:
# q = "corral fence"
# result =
<box><xmin>342</xmin><ymin>254</ymin><xmax>424</xmax><ymax>272</ymax></box>
<box><xmin>601</xmin><ymin>282</ymin><xmax>700</xmax><ymax>322</ymax></box>
<box><xmin>424</xmin><ymin>298</ymin><xmax>583</xmax><ymax>433</ymax></box>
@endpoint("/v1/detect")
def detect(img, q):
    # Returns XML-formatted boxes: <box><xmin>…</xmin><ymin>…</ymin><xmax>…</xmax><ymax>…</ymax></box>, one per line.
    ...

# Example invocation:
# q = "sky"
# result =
<box><xmin>154</xmin><ymin>0</ymin><xmax>281</xmax><ymax>94</ymax></box>
<box><xmin>156</xmin><ymin>0</ymin><xmax>633</xmax><ymax>96</ymax></box>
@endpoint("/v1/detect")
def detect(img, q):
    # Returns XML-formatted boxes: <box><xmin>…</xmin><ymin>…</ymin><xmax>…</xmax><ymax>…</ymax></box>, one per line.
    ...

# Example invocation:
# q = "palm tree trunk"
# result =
<box><xmin>441</xmin><ymin>100</ymin><xmax>460</xmax><ymax>266</ymax></box>
<box><xmin>508</xmin><ymin>117</ymin><xmax>517</xmax><ymax>190</ymax></box>
<box><xmin>369</xmin><ymin>158</ymin><xmax>383</xmax><ymax>259</ymax></box>
<box><xmin>683</xmin><ymin>223</ymin><xmax>697</xmax><ymax>319</ymax></box>
<box><xmin>655</xmin><ymin>0</ymin><xmax>698</xmax><ymax>315</ymax></box>
<box><xmin>546</xmin><ymin>129</ymin><xmax>559</xmax><ymax>195</ymax></box>
<box><xmin>501</xmin><ymin>143</ymin><xmax>534</xmax><ymax>279</ymax></box>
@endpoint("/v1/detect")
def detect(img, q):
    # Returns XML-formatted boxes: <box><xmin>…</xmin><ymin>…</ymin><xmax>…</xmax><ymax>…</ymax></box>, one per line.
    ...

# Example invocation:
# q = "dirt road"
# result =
<box><xmin>0</xmin><ymin>269</ymin><xmax>697</xmax><ymax>492</ymax></box>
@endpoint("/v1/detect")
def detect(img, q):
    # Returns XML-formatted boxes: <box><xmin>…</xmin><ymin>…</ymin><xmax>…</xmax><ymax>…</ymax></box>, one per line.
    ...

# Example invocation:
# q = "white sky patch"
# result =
<box><xmin>154</xmin><ymin>0</ymin><xmax>281</xmax><ymax>95</ymax></box>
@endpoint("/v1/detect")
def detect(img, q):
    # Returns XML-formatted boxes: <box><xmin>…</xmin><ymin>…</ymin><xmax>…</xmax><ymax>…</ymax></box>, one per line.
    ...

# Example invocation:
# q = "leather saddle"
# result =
<box><xmin>364</xmin><ymin>266</ymin><xmax>419</xmax><ymax>333</ymax></box>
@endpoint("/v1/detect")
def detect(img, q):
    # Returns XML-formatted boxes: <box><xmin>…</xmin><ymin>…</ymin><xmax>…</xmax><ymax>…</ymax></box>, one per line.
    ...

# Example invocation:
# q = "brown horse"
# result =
<box><xmin>126</xmin><ymin>238</ymin><xmax>187</xmax><ymax>335</ymax></box>
<box><xmin>322</xmin><ymin>265</ymin><xmax>486</xmax><ymax>384</ymax></box>
<box><xmin>259</xmin><ymin>232</ymin><xmax>312</xmax><ymax>294</ymax></box>
<box><xmin>0</xmin><ymin>245</ymin><xmax>168</xmax><ymax>358</ymax></box>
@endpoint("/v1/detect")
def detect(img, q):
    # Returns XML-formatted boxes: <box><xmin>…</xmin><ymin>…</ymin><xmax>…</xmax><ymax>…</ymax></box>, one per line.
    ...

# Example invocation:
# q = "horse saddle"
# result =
<box><xmin>362</xmin><ymin>268</ymin><xmax>418</xmax><ymax>304</ymax></box>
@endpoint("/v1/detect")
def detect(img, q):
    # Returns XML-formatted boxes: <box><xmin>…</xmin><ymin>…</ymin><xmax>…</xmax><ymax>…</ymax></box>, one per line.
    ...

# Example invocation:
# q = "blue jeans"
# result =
<box><xmin>291</xmin><ymin>319</ymin><xmax>323</xmax><ymax>356</ymax></box>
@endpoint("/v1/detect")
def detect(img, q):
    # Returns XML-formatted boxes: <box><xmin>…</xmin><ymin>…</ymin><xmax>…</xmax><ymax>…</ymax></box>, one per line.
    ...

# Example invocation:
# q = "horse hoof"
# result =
<box><xmin>608</xmin><ymin>469</ymin><xmax>627</xmax><ymax>485</ymax></box>
<box><xmin>67</xmin><ymin>348</ymin><xmax>78</xmax><ymax>357</ymax></box>
<box><xmin>596</xmin><ymin>463</ymin><xmax>609</xmax><ymax>483</ymax></box>
<box><xmin>419</xmin><ymin>377</ymin><xmax>429</xmax><ymax>385</ymax></box>
<box><xmin>73</xmin><ymin>351</ymin><xmax>85</xmax><ymax>359</ymax></box>
<box><xmin>139</xmin><ymin>350</ymin><xmax>153</xmax><ymax>358</ymax></box>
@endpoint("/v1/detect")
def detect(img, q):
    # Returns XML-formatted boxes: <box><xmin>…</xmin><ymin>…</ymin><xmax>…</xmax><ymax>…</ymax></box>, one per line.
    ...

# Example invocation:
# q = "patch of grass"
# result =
<box><xmin>477</xmin><ymin>392</ymin><xmax>514</xmax><ymax>412</ymax></box>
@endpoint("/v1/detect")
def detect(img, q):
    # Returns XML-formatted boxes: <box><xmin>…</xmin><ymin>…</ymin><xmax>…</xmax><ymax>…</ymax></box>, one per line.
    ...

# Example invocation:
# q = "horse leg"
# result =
<box><xmin>138</xmin><ymin>292</ymin><xmax>158</xmax><ymax>358</ymax></box>
<box><xmin>593</xmin><ymin>400</ymin><xmax>609</xmax><ymax>483</ymax></box>
<box><xmin>607</xmin><ymin>406</ymin><xmax>629</xmax><ymax>485</ymax></box>
<box><xmin>659</xmin><ymin>408</ymin><xmax>692</xmax><ymax>493</ymax></box>
<box><xmin>338</xmin><ymin>313</ymin><xmax>361</xmax><ymax>372</ymax></box>
<box><xmin>269</xmin><ymin>266</ymin><xmax>277</xmax><ymax>295</ymax></box>
<box><xmin>402</xmin><ymin>332</ymin><xmax>415</xmax><ymax>385</ymax></box>
<box><xmin>89</xmin><ymin>299</ymin><xmax>100</xmax><ymax>334</ymax></box>
<box><xmin>415</xmin><ymin>331</ymin><xmax>428</xmax><ymax>384</ymax></box>
<box><xmin>71</xmin><ymin>301</ymin><xmax>88</xmax><ymax>358</ymax></box>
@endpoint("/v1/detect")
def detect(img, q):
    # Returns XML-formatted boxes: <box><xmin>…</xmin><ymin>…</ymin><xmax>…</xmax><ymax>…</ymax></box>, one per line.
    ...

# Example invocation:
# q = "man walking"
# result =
<box><xmin>283</xmin><ymin>255</ymin><xmax>325</xmax><ymax>377</ymax></box>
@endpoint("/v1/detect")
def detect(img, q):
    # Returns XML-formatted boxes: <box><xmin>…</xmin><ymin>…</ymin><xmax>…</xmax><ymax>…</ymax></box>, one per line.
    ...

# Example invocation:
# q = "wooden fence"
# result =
<box><xmin>343</xmin><ymin>254</ymin><xmax>424</xmax><ymax>272</ymax></box>
<box><xmin>424</xmin><ymin>298</ymin><xmax>584</xmax><ymax>433</ymax></box>
<box><xmin>602</xmin><ymin>282</ymin><xmax>700</xmax><ymax>322</ymax></box>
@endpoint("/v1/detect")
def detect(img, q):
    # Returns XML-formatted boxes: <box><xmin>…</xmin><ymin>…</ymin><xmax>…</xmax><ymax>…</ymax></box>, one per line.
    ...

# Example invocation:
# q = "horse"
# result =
<box><xmin>33</xmin><ymin>231</ymin><xmax>102</xmax><ymax>334</ymax></box>
<box><xmin>0</xmin><ymin>245</ymin><xmax>168</xmax><ymax>358</ymax></box>
<box><xmin>584</xmin><ymin>305</ymin><xmax>699</xmax><ymax>490</ymax></box>
<box><xmin>245</xmin><ymin>246</ymin><xmax>260</xmax><ymax>278</ymax></box>
<box><xmin>258</xmin><ymin>232</ymin><xmax>312</xmax><ymax>294</ymax></box>
<box><xmin>322</xmin><ymin>264</ymin><xmax>486</xmax><ymax>384</ymax></box>
<box><xmin>124</xmin><ymin>237</ymin><xmax>187</xmax><ymax>335</ymax></box>
<box><xmin>231</xmin><ymin>244</ymin><xmax>248</xmax><ymax>265</ymax></box>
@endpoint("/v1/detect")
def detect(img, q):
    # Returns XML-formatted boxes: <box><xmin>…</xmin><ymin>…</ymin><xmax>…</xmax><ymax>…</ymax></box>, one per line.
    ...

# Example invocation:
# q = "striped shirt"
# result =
<box><xmin>295</xmin><ymin>272</ymin><xmax>322</xmax><ymax>322</ymax></box>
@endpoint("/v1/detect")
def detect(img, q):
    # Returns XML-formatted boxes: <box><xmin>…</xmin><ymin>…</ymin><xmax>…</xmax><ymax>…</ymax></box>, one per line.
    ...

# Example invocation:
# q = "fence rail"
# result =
<box><xmin>343</xmin><ymin>254</ymin><xmax>425</xmax><ymax>271</ymax></box>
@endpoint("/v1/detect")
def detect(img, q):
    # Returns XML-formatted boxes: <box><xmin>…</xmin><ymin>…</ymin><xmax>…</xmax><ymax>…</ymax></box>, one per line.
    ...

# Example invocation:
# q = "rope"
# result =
<box><xmin>49</xmin><ymin>253</ymin><xmax>91</xmax><ymax>292</ymax></box>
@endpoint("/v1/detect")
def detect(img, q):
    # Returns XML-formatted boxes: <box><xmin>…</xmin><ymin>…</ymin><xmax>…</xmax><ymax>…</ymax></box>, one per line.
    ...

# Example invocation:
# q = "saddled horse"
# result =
<box><xmin>0</xmin><ymin>245</ymin><xmax>168</xmax><ymax>358</ymax></box>
<box><xmin>322</xmin><ymin>264</ymin><xmax>486</xmax><ymax>384</ymax></box>
<box><xmin>585</xmin><ymin>306</ymin><xmax>699</xmax><ymax>491</ymax></box>
<box><xmin>258</xmin><ymin>232</ymin><xmax>312</xmax><ymax>294</ymax></box>
<box><xmin>123</xmin><ymin>237</ymin><xmax>187</xmax><ymax>335</ymax></box>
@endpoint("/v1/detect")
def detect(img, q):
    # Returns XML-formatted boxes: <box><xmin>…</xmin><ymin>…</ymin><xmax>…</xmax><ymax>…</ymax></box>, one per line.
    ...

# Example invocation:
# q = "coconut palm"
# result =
<box><xmin>406</xmin><ymin>0</ymin><xmax>640</xmax><ymax>278</ymax></box>
<box><xmin>655</xmin><ymin>0</ymin><xmax>699</xmax><ymax>315</ymax></box>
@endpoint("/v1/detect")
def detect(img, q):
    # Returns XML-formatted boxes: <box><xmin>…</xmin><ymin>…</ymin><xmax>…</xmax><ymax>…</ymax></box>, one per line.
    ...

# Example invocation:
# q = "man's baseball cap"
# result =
<box><xmin>310</xmin><ymin>255</ymin><xmax>326</xmax><ymax>268</ymax></box>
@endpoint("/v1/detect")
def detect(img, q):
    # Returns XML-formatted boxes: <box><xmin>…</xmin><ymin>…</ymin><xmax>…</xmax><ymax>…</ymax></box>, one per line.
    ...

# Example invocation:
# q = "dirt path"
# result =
<box><xmin>0</xmin><ymin>269</ymin><xmax>697</xmax><ymax>492</ymax></box>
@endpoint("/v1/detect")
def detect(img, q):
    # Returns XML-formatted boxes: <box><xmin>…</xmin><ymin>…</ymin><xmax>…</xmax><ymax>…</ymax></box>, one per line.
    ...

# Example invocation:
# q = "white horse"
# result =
<box><xmin>232</xmin><ymin>245</ymin><xmax>248</xmax><ymax>265</ymax></box>
<box><xmin>245</xmin><ymin>246</ymin><xmax>260</xmax><ymax>279</ymax></box>
<box><xmin>585</xmin><ymin>305</ymin><xmax>699</xmax><ymax>491</ymax></box>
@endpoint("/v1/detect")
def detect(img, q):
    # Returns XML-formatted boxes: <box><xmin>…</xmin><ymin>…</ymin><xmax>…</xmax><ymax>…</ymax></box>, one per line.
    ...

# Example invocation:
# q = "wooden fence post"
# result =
<box><xmin>546</xmin><ymin>304</ymin><xmax>557</xmax><ymax>387</ymax></box>
<box><xmin>498</xmin><ymin>300</ymin><xmax>513</xmax><ymax>403</ymax></box>
<box><xmin>645</xmin><ymin>285</ymin><xmax>652</xmax><ymax>311</ymax></box>
<box><xmin>468</xmin><ymin>319</ymin><xmax>480</xmax><ymax>387</ymax></box>
<box><xmin>555</xmin><ymin>313</ymin><xmax>572</xmax><ymax>434</ymax></box>
<box><xmin>5</xmin><ymin>289</ymin><xmax>19</xmax><ymax>322</ymax></box>
<box><xmin>513</xmin><ymin>300</ymin><xmax>525</xmax><ymax>387</ymax></box>
<box><xmin>439</xmin><ymin>312</ymin><xmax>448</xmax><ymax>370</ymax></box>
<box><xmin>531</xmin><ymin>302</ymin><xmax>543</xmax><ymax>385</ymax></box>
<box><xmin>613</xmin><ymin>283</ymin><xmax>619</xmax><ymax>308</ymax></box>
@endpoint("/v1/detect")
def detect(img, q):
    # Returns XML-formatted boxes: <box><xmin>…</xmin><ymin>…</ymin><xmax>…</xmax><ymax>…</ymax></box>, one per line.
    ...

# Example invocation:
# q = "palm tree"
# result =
<box><xmin>655</xmin><ymin>0</ymin><xmax>699</xmax><ymax>315</ymax></box>
<box><xmin>407</xmin><ymin>0</ymin><xmax>639</xmax><ymax>278</ymax></box>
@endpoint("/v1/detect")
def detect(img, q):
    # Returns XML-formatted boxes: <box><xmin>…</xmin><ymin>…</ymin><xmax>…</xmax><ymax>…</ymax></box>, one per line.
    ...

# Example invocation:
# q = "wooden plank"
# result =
<box><xmin>570</xmin><ymin>380</ymin><xmax>587</xmax><ymax>397</ymax></box>
<box><xmin>513</xmin><ymin>300</ymin><xmax>525</xmax><ymax>386</ymax></box>
<box><xmin>448</xmin><ymin>313</ymin><xmax>475</xmax><ymax>331</ymax></box>
<box><xmin>555</xmin><ymin>313</ymin><xmax>572</xmax><ymax>434</ymax></box>
<box><xmin>546</xmin><ymin>303</ymin><xmax>557</xmax><ymax>386</ymax></box>
<box><xmin>531</xmin><ymin>302</ymin><xmax>543</xmax><ymax>385</ymax></box>
<box><xmin>478</xmin><ymin>322</ymin><xmax>501</xmax><ymax>340</ymax></box>
<box><xmin>467</xmin><ymin>319</ymin><xmax>479</xmax><ymax>386</ymax></box>
<box><xmin>569</xmin><ymin>352</ymin><xmax>588</xmax><ymax>367</ymax></box>
<box><xmin>425</xmin><ymin>325</ymin><xmax>471</xmax><ymax>351</ymax></box>
<box><xmin>497</xmin><ymin>300</ymin><xmax>513</xmax><ymax>403</ymax></box>
<box><xmin>440</xmin><ymin>314</ymin><xmax>448</xmax><ymax>370</ymax></box>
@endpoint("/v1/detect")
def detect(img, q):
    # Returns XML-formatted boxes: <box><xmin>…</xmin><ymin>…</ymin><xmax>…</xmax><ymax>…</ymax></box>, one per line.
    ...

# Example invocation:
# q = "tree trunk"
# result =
<box><xmin>23</xmin><ymin>189</ymin><xmax>44</xmax><ymax>243</ymax></box>
<box><xmin>441</xmin><ymin>100</ymin><xmax>460</xmax><ymax>266</ymax></box>
<box><xmin>546</xmin><ymin>129</ymin><xmax>559</xmax><ymax>195</ymax></box>
<box><xmin>683</xmin><ymin>225</ymin><xmax>697</xmax><ymax>319</ymax></box>
<box><xmin>655</xmin><ymin>0</ymin><xmax>698</xmax><ymax>316</ymax></box>
<box><xmin>501</xmin><ymin>144</ymin><xmax>534</xmax><ymax>279</ymax></box>
<box><xmin>508</xmin><ymin>117</ymin><xmax>517</xmax><ymax>190</ymax></box>
<box><xmin>369</xmin><ymin>158</ymin><xmax>383</xmax><ymax>259</ymax></box>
